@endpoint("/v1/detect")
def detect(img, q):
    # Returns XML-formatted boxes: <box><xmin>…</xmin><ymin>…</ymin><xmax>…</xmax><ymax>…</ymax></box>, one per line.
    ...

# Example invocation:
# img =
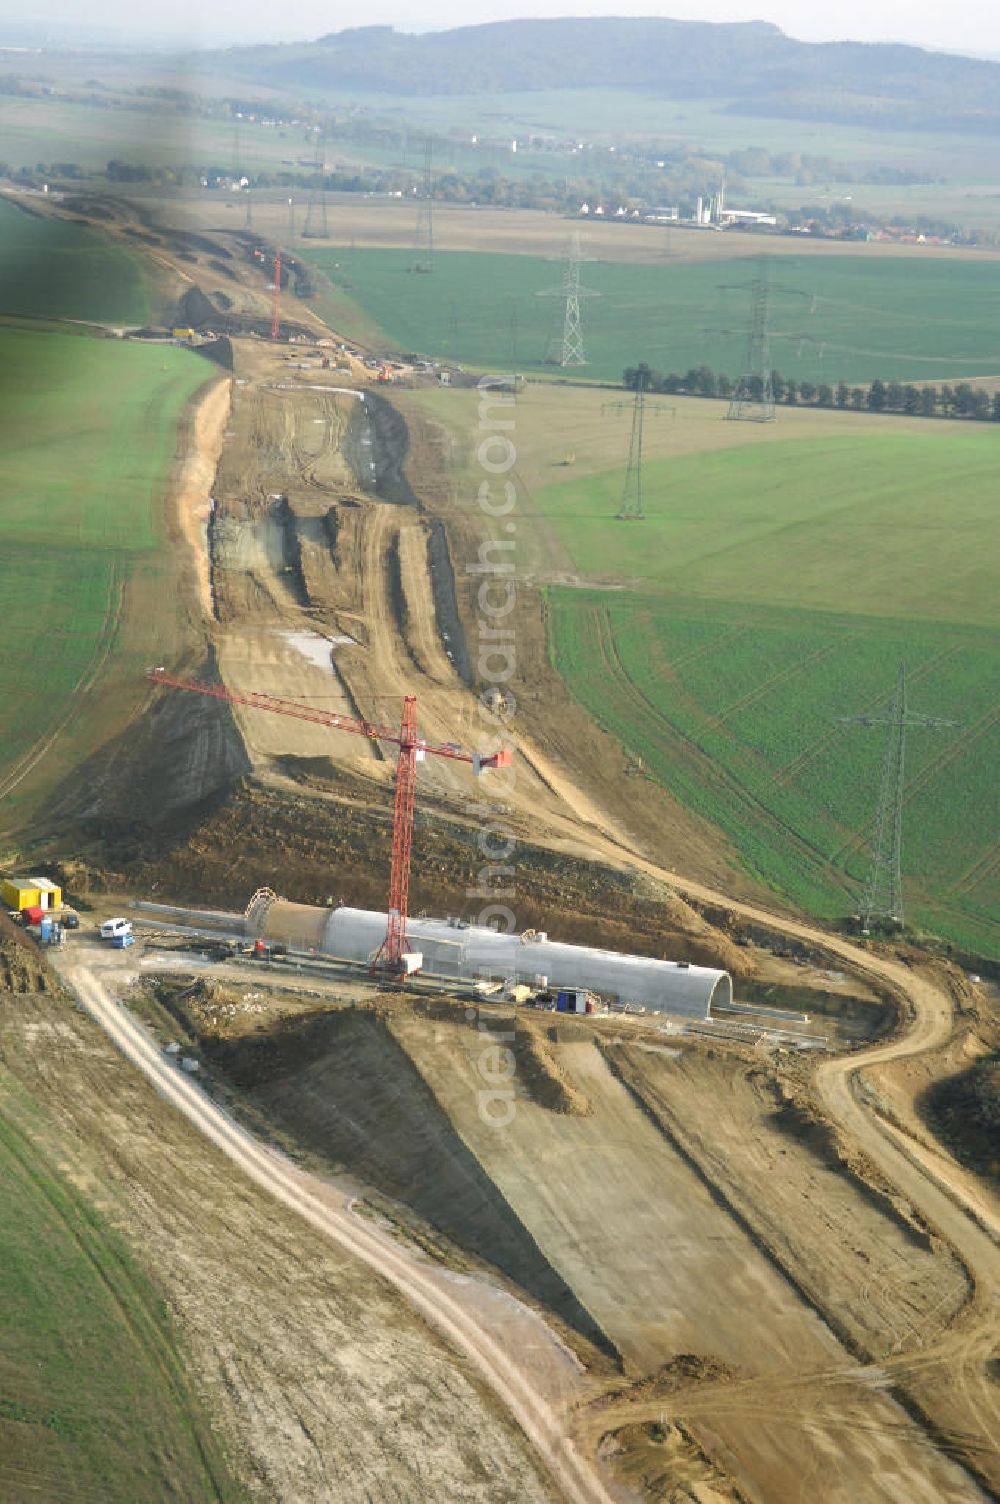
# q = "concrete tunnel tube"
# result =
<box><xmin>247</xmin><ymin>895</ymin><xmax>732</xmax><ymax>1020</ymax></box>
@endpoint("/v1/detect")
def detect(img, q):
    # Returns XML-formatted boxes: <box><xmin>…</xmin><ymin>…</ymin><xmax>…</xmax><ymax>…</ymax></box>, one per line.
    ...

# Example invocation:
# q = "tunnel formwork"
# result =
<box><xmin>249</xmin><ymin>897</ymin><xmax>731</xmax><ymax>1019</ymax></box>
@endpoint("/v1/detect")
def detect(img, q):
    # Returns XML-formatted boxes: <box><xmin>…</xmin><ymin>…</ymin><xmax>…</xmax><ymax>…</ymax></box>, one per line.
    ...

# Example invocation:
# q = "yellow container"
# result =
<box><xmin>1</xmin><ymin>876</ymin><xmax>62</xmax><ymax>911</ymax></box>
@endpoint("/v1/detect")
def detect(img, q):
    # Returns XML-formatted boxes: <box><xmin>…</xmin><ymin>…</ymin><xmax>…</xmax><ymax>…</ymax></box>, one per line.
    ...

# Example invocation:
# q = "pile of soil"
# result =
<box><xmin>605</xmin><ymin>1352</ymin><xmax>741</xmax><ymax>1406</ymax></box>
<box><xmin>514</xmin><ymin>1017</ymin><xmax>593</xmax><ymax>1116</ymax></box>
<box><xmin>923</xmin><ymin>1056</ymin><xmax>1000</xmax><ymax>1184</ymax></box>
<box><xmin>0</xmin><ymin>912</ymin><xmax>57</xmax><ymax>994</ymax></box>
<box><xmin>185</xmin><ymin>999</ymin><xmax>615</xmax><ymax>1357</ymax></box>
<box><xmin>70</xmin><ymin>779</ymin><xmax>747</xmax><ymax>980</ymax></box>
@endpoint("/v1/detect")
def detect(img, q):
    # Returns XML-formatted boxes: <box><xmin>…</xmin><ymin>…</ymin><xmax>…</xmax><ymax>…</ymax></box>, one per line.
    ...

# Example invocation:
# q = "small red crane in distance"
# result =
<box><xmin>146</xmin><ymin>670</ymin><xmax>512</xmax><ymax>972</ymax></box>
<box><xmin>270</xmin><ymin>245</ymin><xmax>281</xmax><ymax>341</ymax></box>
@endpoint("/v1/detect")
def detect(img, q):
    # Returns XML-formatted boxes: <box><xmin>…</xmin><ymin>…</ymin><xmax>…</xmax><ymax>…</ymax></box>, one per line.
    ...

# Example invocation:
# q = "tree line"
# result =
<box><xmin>623</xmin><ymin>363</ymin><xmax>1000</xmax><ymax>421</ymax></box>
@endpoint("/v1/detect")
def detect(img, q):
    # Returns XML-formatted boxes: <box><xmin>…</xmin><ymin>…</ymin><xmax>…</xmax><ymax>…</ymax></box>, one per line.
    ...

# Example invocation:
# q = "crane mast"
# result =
<box><xmin>146</xmin><ymin>669</ymin><xmax>511</xmax><ymax>972</ymax></box>
<box><xmin>378</xmin><ymin>694</ymin><xmax>417</xmax><ymax>972</ymax></box>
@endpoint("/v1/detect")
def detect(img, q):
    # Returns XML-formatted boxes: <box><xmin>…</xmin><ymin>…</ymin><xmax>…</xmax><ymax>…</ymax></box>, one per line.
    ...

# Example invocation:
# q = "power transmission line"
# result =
<box><xmin>727</xmin><ymin>257</ymin><xmax>775</xmax><ymax>422</ymax></box>
<box><xmin>603</xmin><ymin>370</ymin><xmax>675</xmax><ymax>521</ymax></box>
<box><xmin>837</xmin><ymin>661</ymin><xmax>961</xmax><ymax>932</ymax></box>
<box><xmin>302</xmin><ymin>131</ymin><xmax>329</xmax><ymax>239</ymax></box>
<box><xmin>537</xmin><ymin>232</ymin><xmax>599</xmax><ymax>367</ymax></box>
<box><xmin>412</xmin><ymin>139</ymin><xmax>434</xmax><ymax>272</ymax></box>
<box><xmin>618</xmin><ymin>374</ymin><xmax>646</xmax><ymax>519</ymax></box>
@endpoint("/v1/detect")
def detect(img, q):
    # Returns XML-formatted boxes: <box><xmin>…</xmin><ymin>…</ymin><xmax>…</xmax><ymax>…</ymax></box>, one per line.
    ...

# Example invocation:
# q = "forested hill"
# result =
<box><xmin>220</xmin><ymin>18</ymin><xmax>1000</xmax><ymax>133</ymax></box>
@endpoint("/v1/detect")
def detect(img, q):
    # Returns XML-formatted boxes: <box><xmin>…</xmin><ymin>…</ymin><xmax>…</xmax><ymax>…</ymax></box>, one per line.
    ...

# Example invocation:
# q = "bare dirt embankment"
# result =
<box><xmin>57</xmin><ymin>951</ymin><xmax>617</xmax><ymax>1504</ymax></box>
<box><xmin>172</xmin><ymin>375</ymin><xmax>232</xmax><ymax>620</ymax></box>
<box><xmin>190</xmin><ymin>998</ymin><xmax>613</xmax><ymax>1361</ymax></box>
<box><xmin>144</xmin><ymin>952</ymin><xmax>991</xmax><ymax>1503</ymax></box>
<box><xmin>28</xmin><ymin>201</ymin><xmax>1000</xmax><ymax>1502</ymax></box>
<box><xmin>388</xmin><ymin>1007</ymin><xmax>986</xmax><ymax>1502</ymax></box>
<box><xmin>5</xmin><ymin>943</ymin><xmax>565</xmax><ymax>1504</ymax></box>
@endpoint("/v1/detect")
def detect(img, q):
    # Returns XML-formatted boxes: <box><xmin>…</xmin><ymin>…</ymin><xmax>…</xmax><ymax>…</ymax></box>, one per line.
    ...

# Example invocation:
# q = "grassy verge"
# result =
<box><xmin>0</xmin><ymin>1041</ymin><xmax>240</xmax><ymax>1502</ymax></box>
<box><xmin>0</xmin><ymin>324</ymin><xmax>210</xmax><ymax>831</ymax></box>
<box><xmin>0</xmin><ymin>196</ymin><xmax>150</xmax><ymax>324</ymax></box>
<box><xmin>548</xmin><ymin>590</ymin><xmax>997</xmax><ymax>956</ymax></box>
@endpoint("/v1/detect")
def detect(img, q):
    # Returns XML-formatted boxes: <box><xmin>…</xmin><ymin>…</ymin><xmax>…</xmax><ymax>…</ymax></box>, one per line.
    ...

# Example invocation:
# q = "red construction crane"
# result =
<box><xmin>270</xmin><ymin>245</ymin><xmax>281</xmax><ymax>341</ymax></box>
<box><xmin>146</xmin><ymin>669</ymin><xmax>512</xmax><ymax>973</ymax></box>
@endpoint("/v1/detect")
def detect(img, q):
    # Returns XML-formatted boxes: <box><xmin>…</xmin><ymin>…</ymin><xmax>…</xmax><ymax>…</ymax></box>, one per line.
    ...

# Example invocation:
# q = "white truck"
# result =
<box><xmin>99</xmin><ymin>917</ymin><xmax>132</xmax><ymax>941</ymax></box>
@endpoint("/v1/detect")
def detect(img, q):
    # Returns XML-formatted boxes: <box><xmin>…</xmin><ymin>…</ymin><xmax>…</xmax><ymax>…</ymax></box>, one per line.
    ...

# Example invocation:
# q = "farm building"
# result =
<box><xmin>248</xmin><ymin>898</ymin><xmax>732</xmax><ymax>1019</ymax></box>
<box><xmin>1</xmin><ymin>876</ymin><xmax>62</xmax><ymax>912</ymax></box>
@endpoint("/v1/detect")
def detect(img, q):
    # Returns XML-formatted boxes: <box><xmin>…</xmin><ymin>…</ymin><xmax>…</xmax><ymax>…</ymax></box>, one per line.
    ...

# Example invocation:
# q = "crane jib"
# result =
<box><xmin>145</xmin><ymin>667</ymin><xmax>513</xmax><ymax>972</ymax></box>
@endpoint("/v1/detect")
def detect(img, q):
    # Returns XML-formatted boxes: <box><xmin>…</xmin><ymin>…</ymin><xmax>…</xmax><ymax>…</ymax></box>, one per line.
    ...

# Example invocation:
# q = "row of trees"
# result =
<box><xmin>623</xmin><ymin>364</ymin><xmax>1000</xmax><ymax>421</ymax></box>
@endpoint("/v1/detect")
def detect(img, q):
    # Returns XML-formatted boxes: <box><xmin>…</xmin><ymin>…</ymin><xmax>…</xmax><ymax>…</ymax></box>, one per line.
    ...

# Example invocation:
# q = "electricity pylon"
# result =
<box><xmin>618</xmin><ymin>376</ymin><xmax>646</xmax><ymax>518</ymax></box>
<box><xmin>233</xmin><ymin>114</ymin><xmax>252</xmax><ymax>228</ymax></box>
<box><xmin>603</xmin><ymin>369</ymin><xmax>674</xmax><ymax>520</ymax></box>
<box><xmin>412</xmin><ymin>139</ymin><xmax>434</xmax><ymax>272</ymax></box>
<box><xmin>727</xmin><ymin>257</ymin><xmax>774</xmax><ymax>421</ymax></box>
<box><xmin>537</xmin><ymin>232</ymin><xmax>599</xmax><ymax>366</ymax></box>
<box><xmin>302</xmin><ymin>133</ymin><xmax>329</xmax><ymax>239</ymax></box>
<box><xmin>837</xmin><ymin>661</ymin><xmax>961</xmax><ymax>931</ymax></box>
<box><xmin>616</xmin><ymin>369</ymin><xmax>646</xmax><ymax>517</ymax></box>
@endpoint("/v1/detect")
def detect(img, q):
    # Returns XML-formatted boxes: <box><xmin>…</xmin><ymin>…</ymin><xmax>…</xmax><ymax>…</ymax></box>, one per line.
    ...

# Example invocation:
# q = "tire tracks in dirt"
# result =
<box><xmin>585</xmin><ymin>818</ymin><xmax>1000</xmax><ymax>1490</ymax></box>
<box><xmin>479</xmin><ymin>696</ymin><xmax>1000</xmax><ymax>1490</ymax></box>
<box><xmin>0</xmin><ymin>1107</ymin><xmax>230</xmax><ymax>1501</ymax></box>
<box><xmin>58</xmin><ymin>959</ymin><xmax>624</xmax><ymax>1504</ymax></box>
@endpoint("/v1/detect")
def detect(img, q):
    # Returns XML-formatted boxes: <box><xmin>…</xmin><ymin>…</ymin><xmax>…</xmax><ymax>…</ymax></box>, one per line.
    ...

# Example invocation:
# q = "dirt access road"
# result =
<box><xmin>813</xmin><ymin>972</ymin><xmax>1000</xmax><ymax>1485</ymax></box>
<box><xmin>166</xmin><ymin>291</ymin><xmax>997</xmax><ymax>1492</ymax></box>
<box><xmin>55</xmin><ymin>950</ymin><xmax>627</xmax><ymax>1504</ymax></box>
<box><xmin>66</xmin><ymin>194</ymin><xmax>996</xmax><ymax>1492</ymax></box>
<box><xmin>576</xmin><ymin>823</ymin><xmax>1000</xmax><ymax>1493</ymax></box>
<box><xmin>395</xmin><ymin>1011</ymin><xmax>986</xmax><ymax>1503</ymax></box>
<box><xmin>191</xmin><ymin>337</ymin><xmax>631</xmax><ymax>856</ymax></box>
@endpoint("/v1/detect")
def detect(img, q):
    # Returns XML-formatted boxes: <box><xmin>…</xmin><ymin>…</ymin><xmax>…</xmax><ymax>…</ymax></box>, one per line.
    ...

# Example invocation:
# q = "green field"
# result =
<box><xmin>540</xmin><ymin>429</ymin><xmax>999</xmax><ymax>957</ymax></box>
<box><xmin>306</xmin><ymin>246</ymin><xmax>1000</xmax><ymax>389</ymax></box>
<box><xmin>0</xmin><ymin>1069</ymin><xmax>238</xmax><ymax>1502</ymax></box>
<box><xmin>0</xmin><ymin>196</ymin><xmax>150</xmax><ymax>324</ymax></box>
<box><xmin>0</xmin><ymin>325</ymin><xmax>208</xmax><ymax>827</ymax></box>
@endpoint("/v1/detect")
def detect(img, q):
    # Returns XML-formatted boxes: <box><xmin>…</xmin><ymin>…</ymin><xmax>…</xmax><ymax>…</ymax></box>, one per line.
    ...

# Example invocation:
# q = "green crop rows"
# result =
<box><xmin>306</xmin><ymin>245</ymin><xmax>1000</xmax><ymax>388</ymax></box>
<box><xmin>541</xmin><ymin>428</ymin><xmax>998</xmax><ymax>957</ymax></box>
<box><xmin>549</xmin><ymin>591</ymin><xmax>997</xmax><ymax>955</ymax></box>
<box><xmin>0</xmin><ymin>197</ymin><xmax>149</xmax><ymax>324</ymax></box>
<box><xmin>536</xmin><ymin>431</ymin><xmax>998</xmax><ymax>625</ymax></box>
<box><xmin>0</xmin><ymin>1086</ymin><xmax>238</xmax><ymax>1503</ymax></box>
<box><xmin>0</xmin><ymin>326</ymin><xmax>206</xmax><ymax>821</ymax></box>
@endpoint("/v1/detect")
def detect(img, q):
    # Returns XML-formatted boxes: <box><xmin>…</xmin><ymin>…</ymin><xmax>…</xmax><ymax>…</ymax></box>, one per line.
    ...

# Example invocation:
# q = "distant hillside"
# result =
<box><xmin>217</xmin><ymin>18</ymin><xmax>1000</xmax><ymax>134</ymax></box>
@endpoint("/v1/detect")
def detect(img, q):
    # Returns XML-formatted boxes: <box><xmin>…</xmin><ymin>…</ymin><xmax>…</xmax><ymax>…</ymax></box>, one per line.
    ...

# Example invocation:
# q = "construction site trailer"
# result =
<box><xmin>556</xmin><ymin>989</ymin><xmax>590</xmax><ymax>1013</ymax></box>
<box><xmin>252</xmin><ymin>900</ymin><xmax>731</xmax><ymax>1020</ymax></box>
<box><xmin>1</xmin><ymin>876</ymin><xmax>62</xmax><ymax>912</ymax></box>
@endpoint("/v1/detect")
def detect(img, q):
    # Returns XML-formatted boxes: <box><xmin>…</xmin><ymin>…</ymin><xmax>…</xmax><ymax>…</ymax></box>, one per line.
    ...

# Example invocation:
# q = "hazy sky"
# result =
<box><xmin>10</xmin><ymin>2</ymin><xmax>998</xmax><ymax>59</ymax></box>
